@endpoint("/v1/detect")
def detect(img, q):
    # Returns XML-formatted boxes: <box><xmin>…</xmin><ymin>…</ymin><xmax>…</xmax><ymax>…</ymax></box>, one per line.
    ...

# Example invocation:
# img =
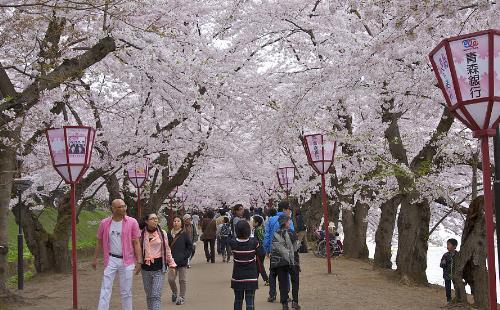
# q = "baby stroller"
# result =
<box><xmin>314</xmin><ymin>229</ymin><xmax>343</xmax><ymax>258</ymax></box>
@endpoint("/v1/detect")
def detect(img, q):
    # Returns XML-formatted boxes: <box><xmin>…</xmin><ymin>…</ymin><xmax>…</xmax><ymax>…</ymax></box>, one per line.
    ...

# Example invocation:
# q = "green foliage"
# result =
<box><xmin>7</xmin><ymin>271</ymin><xmax>34</xmax><ymax>288</ymax></box>
<box><xmin>7</xmin><ymin>209</ymin><xmax>108</xmax><ymax>262</ymax></box>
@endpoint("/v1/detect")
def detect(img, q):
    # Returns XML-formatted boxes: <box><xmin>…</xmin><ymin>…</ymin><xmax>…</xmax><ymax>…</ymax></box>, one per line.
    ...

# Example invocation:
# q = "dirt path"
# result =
<box><xmin>2</xmin><ymin>242</ymin><xmax>453</xmax><ymax>310</ymax></box>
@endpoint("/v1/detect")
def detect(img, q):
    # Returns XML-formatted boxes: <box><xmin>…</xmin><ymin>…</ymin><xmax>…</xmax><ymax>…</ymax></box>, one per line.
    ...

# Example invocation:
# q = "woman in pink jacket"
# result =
<box><xmin>139</xmin><ymin>213</ymin><xmax>177</xmax><ymax>310</ymax></box>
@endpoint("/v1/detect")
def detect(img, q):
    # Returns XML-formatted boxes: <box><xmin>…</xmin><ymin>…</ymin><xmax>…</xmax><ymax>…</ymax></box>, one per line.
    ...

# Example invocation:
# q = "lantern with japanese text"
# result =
<box><xmin>429</xmin><ymin>29</ymin><xmax>499</xmax><ymax>309</ymax></box>
<box><xmin>302</xmin><ymin>133</ymin><xmax>337</xmax><ymax>274</ymax></box>
<box><xmin>46</xmin><ymin>126</ymin><xmax>96</xmax><ymax>310</ymax></box>
<box><xmin>277</xmin><ymin>166</ymin><xmax>295</xmax><ymax>196</ymax></box>
<box><xmin>127</xmin><ymin>159</ymin><xmax>149</xmax><ymax>219</ymax></box>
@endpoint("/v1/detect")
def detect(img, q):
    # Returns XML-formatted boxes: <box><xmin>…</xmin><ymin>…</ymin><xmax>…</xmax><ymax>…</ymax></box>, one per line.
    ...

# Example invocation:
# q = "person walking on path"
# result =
<box><xmin>264</xmin><ymin>201</ymin><xmax>294</xmax><ymax>303</ymax></box>
<box><xmin>269</xmin><ymin>214</ymin><xmax>296</xmax><ymax>310</ymax></box>
<box><xmin>139</xmin><ymin>213</ymin><xmax>177</xmax><ymax>310</ymax></box>
<box><xmin>192</xmin><ymin>213</ymin><xmax>200</xmax><ymax>229</ymax></box>
<box><xmin>251</xmin><ymin>215</ymin><xmax>269</xmax><ymax>285</ymax></box>
<box><xmin>93</xmin><ymin>199</ymin><xmax>142</xmax><ymax>310</ymax></box>
<box><xmin>440</xmin><ymin>238</ymin><xmax>458</xmax><ymax>304</ymax></box>
<box><xmin>229</xmin><ymin>220</ymin><xmax>262</xmax><ymax>310</ymax></box>
<box><xmin>218</xmin><ymin>216</ymin><xmax>232</xmax><ymax>262</ymax></box>
<box><xmin>167</xmin><ymin>216</ymin><xmax>193</xmax><ymax>305</ymax></box>
<box><xmin>200</xmin><ymin>210</ymin><xmax>217</xmax><ymax>263</ymax></box>
<box><xmin>183</xmin><ymin>214</ymin><xmax>198</xmax><ymax>268</ymax></box>
<box><xmin>294</xmin><ymin>208</ymin><xmax>307</xmax><ymax>253</ymax></box>
<box><xmin>231</xmin><ymin>204</ymin><xmax>245</xmax><ymax>236</ymax></box>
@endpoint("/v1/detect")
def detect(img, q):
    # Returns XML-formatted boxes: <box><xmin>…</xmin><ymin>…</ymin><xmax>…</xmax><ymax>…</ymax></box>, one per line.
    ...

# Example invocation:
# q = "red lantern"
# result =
<box><xmin>46</xmin><ymin>126</ymin><xmax>96</xmax><ymax>184</ymax></box>
<box><xmin>302</xmin><ymin>133</ymin><xmax>336</xmax><ymax>274</ymax></box>
<box><xmin>430</xmin><ymin>29</ymin><xmax>499</xmax><ymax>309</ymax></box>
<box><xmin>277</xmin><ymin>166</ymin><xmax>295</xmax><ymax>195</ymax></box>
<box><xmin>46</xmin><ymin>126</ymin><xmax>96</xmax><ymax>310</ymax></box>
<box><xmin>127</xmin><ymin>159</ymin><xmax>149</xmax><ymax>219</ymax></box>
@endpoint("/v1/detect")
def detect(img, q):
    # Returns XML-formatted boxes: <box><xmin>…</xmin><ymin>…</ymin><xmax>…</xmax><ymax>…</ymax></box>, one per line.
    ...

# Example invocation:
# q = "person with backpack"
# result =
<box><xmin>200</xmin><ymin>210</ymin><xmax>217</xmax><ymax>263</ymax></box>
<box><xmin>167</xmin><ymin>216</ymin><xmax>193</xmax><ymax>305</ymax></box>
<box><xmin>251</xmin><ymin>215</ymin><xmax>269</xmax><ymax>285</ymax></box>
<box><xmin>264</xmin><ymin>201</ymin><xmax>295</xmax><ymax>303</ymax></box>
<box><xmin>182</xmin><ymin>214</ymin><xmax>198</xmax><ymax>268</ymax></box>
<box><xmin>269</xmin><ymin>214</ymin><xmax>296</xmax><ymax>310</ymax></box>
<box><xmin>138</xmin><ymin>213</ymin><xmax>177</xmax><ymax>310</ymax></box>
<box><xmin>218</xmin><ymin>216</ymin><xmax>232</xmax><ymax>262</ymax></box>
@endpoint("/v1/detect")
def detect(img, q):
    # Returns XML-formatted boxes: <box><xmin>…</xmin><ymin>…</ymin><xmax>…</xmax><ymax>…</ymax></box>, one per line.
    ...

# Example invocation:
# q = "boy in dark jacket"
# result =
<box><xmin>440</xmin><ymin>238</ymin><xmax>458</xmax><ymax>304</ymax></box>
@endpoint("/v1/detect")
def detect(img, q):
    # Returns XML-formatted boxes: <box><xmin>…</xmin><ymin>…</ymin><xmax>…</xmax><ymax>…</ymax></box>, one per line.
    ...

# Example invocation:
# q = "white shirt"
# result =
<box><xmin>109</xmin><ymin>220</ymin><xmax>123</xmax><ymax>256</ymax></box>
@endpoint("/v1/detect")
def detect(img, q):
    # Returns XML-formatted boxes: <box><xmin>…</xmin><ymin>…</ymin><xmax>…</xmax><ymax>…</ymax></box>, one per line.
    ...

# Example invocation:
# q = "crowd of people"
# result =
<box><xmin>92</xmin><ymin>198</ymin><xmax>308</xmax><ymax>310</ymax></box>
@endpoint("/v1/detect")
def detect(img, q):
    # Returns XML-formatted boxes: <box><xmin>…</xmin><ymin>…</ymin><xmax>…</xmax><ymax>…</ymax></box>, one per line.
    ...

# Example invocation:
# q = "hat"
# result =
<box><xmin>278</xmin><ymin>214</ymin><xmax>290</xmax><ymax>227</ymax></box>
<box><xmin>183</xmin><ymin>214</ymin><xmax>191</xmax><ymax>220</ymax></box>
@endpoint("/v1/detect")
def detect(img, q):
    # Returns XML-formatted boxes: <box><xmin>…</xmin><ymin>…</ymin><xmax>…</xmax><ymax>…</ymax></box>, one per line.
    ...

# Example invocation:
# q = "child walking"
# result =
<box><xmin>440</xmin><ymin>238</ymin><xmax>458</xmax><ymax>304</ymax></box>
<box><xmin>229</xmin><ymin>220</ymin><xmax>261</xmax><ymax>310</ymax></box>
<box><xmin>251</xmin><ymin>215</ymin><xmax>269</xmax><ymax>285</ymax></box>
<box><xmin>219</xmin><ymin>216</ymin><xmax>232</xmax><ymax>262</ymax></box>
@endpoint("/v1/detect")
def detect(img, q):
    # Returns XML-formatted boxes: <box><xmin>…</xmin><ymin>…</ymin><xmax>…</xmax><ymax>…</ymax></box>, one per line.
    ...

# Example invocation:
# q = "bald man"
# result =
<box><xmin>93</xmin><ymin>199</ymin><xmax>142</xmax><ymax>310</ymax></box>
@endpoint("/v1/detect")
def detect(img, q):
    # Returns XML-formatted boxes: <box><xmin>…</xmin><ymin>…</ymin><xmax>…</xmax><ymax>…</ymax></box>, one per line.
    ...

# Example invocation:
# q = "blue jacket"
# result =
<box><xmin>263</xmin><ymin>211</ymin><xmax>295</xmax><ymax>253</ymax></box>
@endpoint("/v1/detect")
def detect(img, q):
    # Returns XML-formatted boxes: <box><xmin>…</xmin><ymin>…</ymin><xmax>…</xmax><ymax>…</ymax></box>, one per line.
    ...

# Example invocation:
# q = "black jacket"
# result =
<box><xmin>167</xmin><ymin>230</ymin><xmax>193</xmax><ymax>268</ymax></box>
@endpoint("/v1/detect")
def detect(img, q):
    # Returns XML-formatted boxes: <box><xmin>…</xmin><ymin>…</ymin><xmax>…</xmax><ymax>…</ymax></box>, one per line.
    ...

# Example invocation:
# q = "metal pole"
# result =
<box><xmin>494</xmin><ymin>125</ymin><xmax>500</xmax><ymax>281</ymax></box>
<box><xmin>480</xmin><ymin>137</ymin><xmax>498</xmax><ymax>310</ymax></box>
<box><xmin>321</xmin><ymin>174</ymin><xmax>332</xmax><ymax>274</ymax></box>
<box><xmin>70</xmin><ymin>183</ymin><xmax>78</xmax><ymax>309</ymax></box>
<box><xmin>137</xmin><ymin>187</ymin><xmax>141</xmax><ymax>220</ymax></box>
<box><xmin>17</xmin><ymin>191</ymin><xmax>23</xmax><ymax>290</ymax></box>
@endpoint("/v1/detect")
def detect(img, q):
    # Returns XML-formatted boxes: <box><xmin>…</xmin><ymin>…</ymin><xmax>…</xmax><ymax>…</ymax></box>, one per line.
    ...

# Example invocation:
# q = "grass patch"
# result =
<box><xmin>7</xmin><ymin>209</ymin><xmax>108</xmax><ymax>262</ymax></box>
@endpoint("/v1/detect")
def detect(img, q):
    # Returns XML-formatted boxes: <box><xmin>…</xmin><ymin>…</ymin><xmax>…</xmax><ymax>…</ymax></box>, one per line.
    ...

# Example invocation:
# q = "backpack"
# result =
<box><xmin>220</xmin><ymin>223</ymin><xmax>231</xmax><ymax>239</ymax></box>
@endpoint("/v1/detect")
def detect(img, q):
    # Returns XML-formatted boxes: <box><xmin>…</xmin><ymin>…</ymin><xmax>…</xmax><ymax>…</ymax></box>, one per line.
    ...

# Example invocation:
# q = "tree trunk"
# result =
<box><xmin>0</xmin><ymin>145</ymin><xmax>16</xmax><ymax>294</ymax></box>
<box><xmin>395</xmin><ymin>194</ymin><xmax>430</xmax><ymax>284</ymax></box>
<box><xmin>374</xmin><ymin>195</ymin><xmax>401</xmax><ymax>268</ymax></box>
<box><xmin>452</xmin><ymin>196</ymin><xmax>488</xmax><ymax>309</ymax></box>
<box><xmin>342</xmin><ymin>199</ymin><xmax>369</xmax><ymax>259</ymax></box>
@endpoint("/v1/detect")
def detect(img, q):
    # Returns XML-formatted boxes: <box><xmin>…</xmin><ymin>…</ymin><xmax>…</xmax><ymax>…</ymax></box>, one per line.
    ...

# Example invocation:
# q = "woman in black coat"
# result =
<box><xmin>167</xmin><ymin>217</ymin><xmax>193</xmax><ymax>305</ymax></box>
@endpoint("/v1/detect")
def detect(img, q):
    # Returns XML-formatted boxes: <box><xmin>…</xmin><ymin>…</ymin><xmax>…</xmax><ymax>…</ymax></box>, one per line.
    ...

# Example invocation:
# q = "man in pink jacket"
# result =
<box><xmin>93</xmin><ymin>199</ymin><xmax>142</xmax><ymax>310</ymax></box>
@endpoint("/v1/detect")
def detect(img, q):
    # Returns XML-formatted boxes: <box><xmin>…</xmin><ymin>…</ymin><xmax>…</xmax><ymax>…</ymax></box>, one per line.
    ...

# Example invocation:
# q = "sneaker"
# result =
<box><xmin>264</xmin><ymin>280</ymin><xmax>270</xmax><ymax>286</ymax></box>
<box><xmin>267</xmin><ymin>295</ymin><xmax>276</xmax><ymax>303</ymax></box>
<box><xmin>176</xmin><ymin>297</ymin><xmax>185</xmax><ymax>305</ymax></box>
<box><xmin>292</xmin><ymin>301</ymin><xmax>301</xmax><ymax>309</ymax></box>
<box><xmin>223</xmin><ymin>258</ymin><xmax>226</xmax><ymax>263</ymax></box>
<box><xmin>171</xmin><ymin>293</ymin><xmax>177</xmax><ymax>303</ymax></box>
<box><xmin>187</xmin><ymin>265</ymin><xmax>191</xmax><ymax>269</ymax></box>
<box><xmin>282</xmin><ymin>303</ymin><xmax>289</xmax><ymax>310</ymax></box>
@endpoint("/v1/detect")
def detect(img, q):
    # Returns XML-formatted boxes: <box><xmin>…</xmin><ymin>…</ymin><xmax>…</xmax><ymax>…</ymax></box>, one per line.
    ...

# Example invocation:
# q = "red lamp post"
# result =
<box><xmin>167</xmin><ymin>182</ymin><xmax>178</xmax><ymax>230</ymax></box>
<box><xmin>127</xmin><ymin>160</ymin><xmax>149</xmax><ymax>219</ymax></box>
<box><xmin>46</xmin><ymin>126</ymin><xmax>96</xmax><ymax>310</ymax></box>
<box><xmin>429</xmin><ymin>29</ymin><xmax>500</xmax><ymax>309</ymax></box>
<box><xmin>277</xmin><ymin>166</ymin><xmax>295</xmax><ymax>197</ymax></box>
<box><xmin>302</xmin><ymin>134</ymin><xmax>336</xmax><ymax>274</ymax></box>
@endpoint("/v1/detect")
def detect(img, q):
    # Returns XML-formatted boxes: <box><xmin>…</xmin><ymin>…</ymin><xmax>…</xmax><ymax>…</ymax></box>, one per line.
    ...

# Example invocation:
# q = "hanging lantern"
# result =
<box><xmin>302</xmin><ymin>133</ymin><xmax>336</xmax><ymax>175</ymax></box>
<box><xmin>277</xmin><ymin>166</ymin><xmax>295</xmax><ymax>193</ymax></box>
<box><xmin>46</xmin><ymin>126</ymin><xmax>96</xmax><ymax>184</ymax></box>
<box><xmin>127</xmin><ymin>159</ymin><xmax>149</xmax><ymax>188</ymax></box>
<box><xmin>429</xmin><ymin>29</ymin><xmax>500</xmax><ymax>137</ymax></box>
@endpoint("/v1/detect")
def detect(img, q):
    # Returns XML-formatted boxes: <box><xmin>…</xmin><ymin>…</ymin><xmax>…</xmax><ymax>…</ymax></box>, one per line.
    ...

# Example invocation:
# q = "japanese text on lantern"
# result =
<box><xmin>438</xmin><ymin>53</ymin><xmax>455</xmax><ymax>102</ymax></box>
<box><xmin>312</xmin><ymin>139</ymin><xmax>320</xmax><ymax>160</ymax></box>
<box><xmin>466</xmin><ymin>50</ymin><xmax>481</xmax><ymax>98</ymax></box>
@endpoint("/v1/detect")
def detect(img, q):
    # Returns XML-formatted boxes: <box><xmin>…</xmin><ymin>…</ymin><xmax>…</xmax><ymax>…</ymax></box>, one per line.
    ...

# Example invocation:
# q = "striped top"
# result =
<box><xmin>229</xmin><ymin>237</ymin><xmax>259</xmax><ymax>290</ymax></box>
